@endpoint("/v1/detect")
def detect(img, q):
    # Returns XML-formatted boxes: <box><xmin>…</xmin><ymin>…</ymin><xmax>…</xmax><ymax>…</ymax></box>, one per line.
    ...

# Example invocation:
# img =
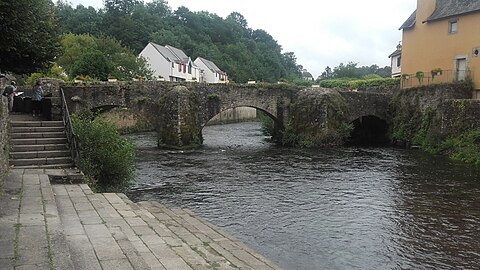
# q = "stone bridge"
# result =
<box><xmin>57</xmin><ymin>81</ymin><xmax>391</xmax><ymax>148</ymax></box>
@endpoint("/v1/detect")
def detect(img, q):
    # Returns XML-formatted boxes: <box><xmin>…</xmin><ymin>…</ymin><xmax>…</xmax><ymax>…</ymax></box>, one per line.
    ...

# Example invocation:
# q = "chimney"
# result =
<box><xmin>416</xmin><ymin>0</ymin><xmax>437</xmax><ymax>23</ymax></box>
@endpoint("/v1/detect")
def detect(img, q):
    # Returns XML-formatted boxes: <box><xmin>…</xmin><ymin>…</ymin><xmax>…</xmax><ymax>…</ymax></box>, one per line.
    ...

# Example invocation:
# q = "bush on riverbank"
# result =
<box><xmin>428</xmin><ymin>130</ymin><xmax>480</xmax><ymax>166</ymax></box>
<box><xmin>72</xmin><ymin>112</ymin><xmax>135</xmax><ymax>192</ymax></box>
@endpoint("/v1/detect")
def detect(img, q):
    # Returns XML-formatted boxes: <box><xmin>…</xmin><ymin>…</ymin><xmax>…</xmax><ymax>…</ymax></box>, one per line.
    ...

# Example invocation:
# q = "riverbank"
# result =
<box><xmin>0</xmin><ymin>168</ymin><xmax>281</xmax><ymax>269</ymax></box>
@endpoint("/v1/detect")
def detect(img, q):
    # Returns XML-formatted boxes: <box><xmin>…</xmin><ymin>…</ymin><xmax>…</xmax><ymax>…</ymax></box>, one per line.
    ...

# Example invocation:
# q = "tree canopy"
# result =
<box><xmin>0</xmin><ymin>0</ymin><xmax>59</xmax><ymax>74</ymax></box>
<box><xmin>55</xmin><ymin>0</ymin><xmax>303</xmax><ymax>83</ymax></box>
<box><xmin>318</xmin><ymin>62</ymin><xmax>391</xmax><ymax>81</ymax></box>
<box><xmin>57</xmin><ymin>34</ymin><xmax>152</xmax><ymax>80</ymax></box>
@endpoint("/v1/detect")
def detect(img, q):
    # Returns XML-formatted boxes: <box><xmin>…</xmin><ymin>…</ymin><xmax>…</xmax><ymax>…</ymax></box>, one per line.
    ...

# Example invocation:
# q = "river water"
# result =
<box><xmin>126</xmin><ymin>122</ymin><xmax>480</xmax><ymax>270</ymax></box>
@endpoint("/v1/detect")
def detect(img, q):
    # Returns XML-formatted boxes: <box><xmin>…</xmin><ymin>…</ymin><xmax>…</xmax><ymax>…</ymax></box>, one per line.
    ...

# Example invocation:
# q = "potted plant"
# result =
<box><xmin>133</xmin><ymin>75</ymin><xmax>144</xmax><ymax>81</ymax></box>
<box><xmin>74</xmin><ymin>76</ymin><xmax>85</xmax><ymax>83</ymax></box>
<box><xmin>401</xmin><ymin>74</ymin><xmax>410</xmax><ymax>80</ymax></box>
<box><xmin>107</xmin><ymin>75</ymin><xmax>117</xmax><ymax>82</ymax></box>
<box><xmin>431</xmin><ymin>68</ymin><xmax>443</xmax><ymax>79</ymax></box>
<box><xmin>415</xmin><ymin>71</ymin><xmax>424</xmax><ymax>84</ymax></box>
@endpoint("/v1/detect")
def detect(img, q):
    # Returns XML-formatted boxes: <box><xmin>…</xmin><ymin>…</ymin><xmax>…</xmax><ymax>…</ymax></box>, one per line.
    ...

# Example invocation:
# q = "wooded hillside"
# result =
<box><xmin>55</xmin><ymin>0</ymin><xmax>304</xmax><ymax>83</ymax></box>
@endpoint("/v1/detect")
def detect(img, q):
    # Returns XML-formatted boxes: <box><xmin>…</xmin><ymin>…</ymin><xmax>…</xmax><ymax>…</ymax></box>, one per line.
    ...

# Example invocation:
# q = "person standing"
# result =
<box><xmin>32</xmin><ymin>80</ymin><xmax>43</xmax><ymax>117</ymax></box>
<box><xmin>2</xmin><ymin>81</ymin><xmax>16</xmax><ymax>112</ymax></box>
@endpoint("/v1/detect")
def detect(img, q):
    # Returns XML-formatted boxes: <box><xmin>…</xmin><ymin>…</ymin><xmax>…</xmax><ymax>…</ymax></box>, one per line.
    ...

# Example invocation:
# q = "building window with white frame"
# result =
<box><xmin>449</xmin><ymin>20</ymin><xmax>458</xmax><ymax>34</ymax></box>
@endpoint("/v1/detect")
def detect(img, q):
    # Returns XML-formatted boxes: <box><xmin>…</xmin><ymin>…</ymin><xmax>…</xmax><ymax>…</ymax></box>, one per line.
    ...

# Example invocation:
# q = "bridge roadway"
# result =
<box><xmin>0</xmin><ymin>168</ymin><xmax>282</xmax><ymax>269</ymax></box>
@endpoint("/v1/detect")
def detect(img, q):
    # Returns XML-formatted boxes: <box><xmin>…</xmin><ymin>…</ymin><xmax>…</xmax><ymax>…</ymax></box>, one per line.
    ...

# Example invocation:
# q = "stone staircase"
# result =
<box><xmin>9</xmin><ymin>120</ymin><xmax>73</xmax><ymax>169</ymax></box>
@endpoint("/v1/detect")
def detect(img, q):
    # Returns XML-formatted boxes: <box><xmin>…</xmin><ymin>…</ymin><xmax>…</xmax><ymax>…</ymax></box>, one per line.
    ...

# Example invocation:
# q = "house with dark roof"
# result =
<box><xmin>139</xmin><ymin>42</ymin><xmax>200</xmax><ymax>82</ymax></box>
<box><xmin>388</xmin><ymin>43</ymin><xmax>402</xmax><ymax>78</ymax></box>
<box><xmin>399</xmin><ymin>0</ymin><xmax>480</xmax><ymax>98</ymax></box>
<box><xmin>193</xmin><ymin>57</ymin><xmax>228</xmax><ymax>83</ymax></box>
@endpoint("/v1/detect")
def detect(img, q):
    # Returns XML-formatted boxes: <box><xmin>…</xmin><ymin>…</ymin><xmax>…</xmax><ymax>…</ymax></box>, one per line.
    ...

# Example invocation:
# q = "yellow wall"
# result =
<box><xmin>402</xmin><ymin>5</ymin><xmax>480</xmax><ymax>94</ymax></box>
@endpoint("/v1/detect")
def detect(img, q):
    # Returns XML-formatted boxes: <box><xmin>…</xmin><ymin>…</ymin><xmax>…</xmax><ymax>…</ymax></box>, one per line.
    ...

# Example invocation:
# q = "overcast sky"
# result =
<box><xmin>67</xmin><ymin>0</ymin><xmax>416</xmax><ymax>78</ymax></box>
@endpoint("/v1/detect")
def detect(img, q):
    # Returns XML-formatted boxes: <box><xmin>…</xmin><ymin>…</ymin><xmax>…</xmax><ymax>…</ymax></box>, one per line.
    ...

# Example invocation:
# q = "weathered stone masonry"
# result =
<box><xmin>1</xmin><ymin>79</ymin><xmax>10</xmax><ymax>183</ymax></box>
<box><xmin>54</xmin><ymin>80</ymin><xmax>477</xmax><ymax>148</ymax></box>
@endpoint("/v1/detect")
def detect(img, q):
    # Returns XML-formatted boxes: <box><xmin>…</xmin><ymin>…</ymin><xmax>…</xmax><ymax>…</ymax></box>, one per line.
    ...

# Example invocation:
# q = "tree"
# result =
<box><xmin>56</xmin><ymin>34</ymin><xmax>152</xmax><ymax>80</ymax></box>
<box><xmin>0</xmin><ymin>0</ymin><xmax>59</xmax><ymax>74</ymax></box>
<box><xmin>56</xmin><ymin>2</ymin><xmax>102</xmax><ymax>36</ymax></box>
<box><xmin>54</xmin><ymin>1</ymin><xmax>305</xmax><ymax>83</ymax></box>
<box><xmin>104</xmin><ymin>0</ymin><xmax>140</xmax><ymax>14</ymax></box>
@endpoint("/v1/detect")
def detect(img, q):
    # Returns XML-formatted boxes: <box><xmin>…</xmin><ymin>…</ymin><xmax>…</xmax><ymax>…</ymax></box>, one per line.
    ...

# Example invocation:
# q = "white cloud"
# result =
<box><xmin>65</xmin><ymin>0</ymin><xmax>417</xmax><ymax>78</ymax></box>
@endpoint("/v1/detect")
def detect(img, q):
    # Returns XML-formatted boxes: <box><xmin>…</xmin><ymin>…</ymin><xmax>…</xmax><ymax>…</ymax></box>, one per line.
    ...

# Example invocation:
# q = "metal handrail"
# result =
<box><xmin>60</xmin><ymin>88</ymin><xmax>81</xmax><ymax>167</ymax></box>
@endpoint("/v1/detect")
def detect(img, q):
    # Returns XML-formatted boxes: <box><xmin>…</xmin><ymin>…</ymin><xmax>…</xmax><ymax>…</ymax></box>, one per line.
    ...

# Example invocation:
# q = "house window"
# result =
<box><xmin>183</xmin><ymin>64</ymin><xmax>186</xmax><ymax>73</ymax></box>
<box><xmin>171</xmin><ymin>62</ymin><xmax>174</xmax><ymax>68</ymax></box>
<box><xmin>449</xmin><ymin>20</ymin><xmax>458</xmax><ymax>34</ymax></box>
<box><xmin>397</xmin><ymin>56</ymin><xmax>401</xmax><ymax>67</ymax></box>
<box><xmin>188</xmin><ymin>63</ymin><xmax>192</xmax><ymax>74</ymax></box>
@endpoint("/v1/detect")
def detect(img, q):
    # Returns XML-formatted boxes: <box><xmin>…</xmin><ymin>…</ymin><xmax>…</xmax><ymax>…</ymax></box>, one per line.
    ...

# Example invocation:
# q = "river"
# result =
<box><xmin>126</xmin><ymin>122</ymin><xmax>480</xmax><ymax>270</ymax></box>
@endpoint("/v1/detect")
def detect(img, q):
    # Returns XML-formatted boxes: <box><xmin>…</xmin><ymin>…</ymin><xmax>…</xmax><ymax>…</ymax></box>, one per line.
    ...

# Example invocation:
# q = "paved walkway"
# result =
<box><xmin>0</xmin><ymin>169</ymin><xmax>281</xmax><ymax>270</ymax></box>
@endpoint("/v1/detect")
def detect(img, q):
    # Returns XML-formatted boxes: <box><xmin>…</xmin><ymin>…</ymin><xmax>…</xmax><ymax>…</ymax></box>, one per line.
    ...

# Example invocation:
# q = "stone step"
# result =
<box><xmin>11</xmin><ymin>126</ymin><xmax>65</xmax><ymax>133</ymax></box>
<box><xmin>12</xmin><ymin>163</ymin><xmax>75</xmax><ymax>169</ymax></box>
<box><xmin>12</xmin><ymin>137</ymin><xmax>68</xmax><ymax>145</ymax></box>
<box><xmin>10</xmin><ymin>156</ymin><xmax>73</xmax><ymax>167</ymax></box>
<box><xmin>11</xmin><ymin>131</ymin><xmax>66</xmax><ymax>139</ymax></box>
<box><xmin>10</xmin><ymin>150</ymin><xmax>70</xmax><ymax>159</ymax></box>
<box><xmin>10</xmin><ymin>121</ymin><xmax>64</xmax><ymax>127</ymax></box>
<box><xmin>13</xmin><ymin>144</ymin><xmax>68</xmax><ymax>152</ymax></box>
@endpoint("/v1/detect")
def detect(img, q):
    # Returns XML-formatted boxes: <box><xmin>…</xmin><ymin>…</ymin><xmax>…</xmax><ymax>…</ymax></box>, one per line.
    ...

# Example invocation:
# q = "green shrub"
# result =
<box><xmin>319</xmin><ymin>78</ymin><xmax>399</xmax><ymax>89</ymax></box>
<box><xmin>438</xmin><ymin>130</ymin><xmax>480</xmax><ymax>166</ymax></box>
<box><xmin>257</xmin><ymin>110</ymin><xmax>274</xmax><ymax>136</ymax></box>
<box><xmin>72</xmin><ymin>112</ymin><xmax>135</xmax><ymax>193</ymax></box>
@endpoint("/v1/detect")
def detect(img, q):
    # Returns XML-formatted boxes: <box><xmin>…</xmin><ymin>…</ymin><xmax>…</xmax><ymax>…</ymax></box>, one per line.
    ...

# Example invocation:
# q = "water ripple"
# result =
<box><xmin>126</xmin><ymin>123</ymin><xmax>480</xmax><ymax>270</ymax></box>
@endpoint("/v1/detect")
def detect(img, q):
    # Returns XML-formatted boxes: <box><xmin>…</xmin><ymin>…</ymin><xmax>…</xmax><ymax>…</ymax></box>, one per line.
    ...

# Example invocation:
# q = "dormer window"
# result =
<box><xmin>449</xmin><ymin>20</ymin><xmax>458</xmax><ymax>34</ymax></box>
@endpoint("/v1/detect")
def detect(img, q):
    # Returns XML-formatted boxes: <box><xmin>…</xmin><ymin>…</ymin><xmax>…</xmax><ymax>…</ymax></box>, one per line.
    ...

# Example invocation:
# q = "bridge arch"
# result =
<box><xmin>346</xmin><ymin>115</ymin><xmax>389</xmax><ymax>146</ymax></box>
<box><xmin>198</xmin><ymin>105</ymin><xmax>281</xmax><ymax>144</ymax></box>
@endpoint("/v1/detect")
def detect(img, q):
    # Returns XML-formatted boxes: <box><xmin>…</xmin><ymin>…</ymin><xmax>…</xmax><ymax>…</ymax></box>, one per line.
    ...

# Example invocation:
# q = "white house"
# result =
<box><xmin>193</xmin><ymin>57</ymin><xmax>228</xmax><ymax>83</ymax></box>
<box><xmin>139</xmin><ymin>42</ymin><xmax>200</xmax><ymax>82</ymax></box>
<box><xmin>389</xmin><ymin>43</ymin><xmax>402</xmax><ymax>78</ymax></box>
<box><xmin>301</xmin><ymin>69</ymin><xmax>314</xmax><ymax>81</ymax></box>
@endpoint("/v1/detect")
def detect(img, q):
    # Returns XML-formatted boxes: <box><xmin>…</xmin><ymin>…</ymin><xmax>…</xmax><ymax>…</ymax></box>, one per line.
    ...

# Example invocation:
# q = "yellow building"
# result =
<box><xmin>400</xmin><ymin>0</ymin><xmax>480</xmax><ymax>99</ymax></box>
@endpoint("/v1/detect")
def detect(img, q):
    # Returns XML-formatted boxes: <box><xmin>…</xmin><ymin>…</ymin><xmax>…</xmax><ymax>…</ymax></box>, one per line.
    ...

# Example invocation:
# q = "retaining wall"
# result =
<box><xmin>0</xmin><ymin>78</ymin><xmax>10</xmax><ymax>186</ymax></box>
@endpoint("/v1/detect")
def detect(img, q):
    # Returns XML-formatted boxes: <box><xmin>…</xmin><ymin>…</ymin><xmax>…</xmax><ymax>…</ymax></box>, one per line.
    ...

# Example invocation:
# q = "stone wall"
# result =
<box><xmin>439</xmin><ymin>99</ymin><xmax>480</xmax><ymax>136</ymax></box>
<box><xmin>0</xmin><ymin>78</ymin><xmax>10</xmax><ymax>187</ymax></box>
<box><xmin>389</xmin><ymin>81</ymin><xmax>474</xmax><ymax>146</ymax></box>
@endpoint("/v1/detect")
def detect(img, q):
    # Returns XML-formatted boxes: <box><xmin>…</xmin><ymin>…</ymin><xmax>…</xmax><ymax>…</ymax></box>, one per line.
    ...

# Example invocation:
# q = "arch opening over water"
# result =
<box><xmin>200</xmin><ymin>106</ymin><xmax>279</xmax><ymax>142</ymax></box>
<box><xmin>346</xmin><ymin>115</ymin><xmax>389</xmax><ymax>146</ymax></box>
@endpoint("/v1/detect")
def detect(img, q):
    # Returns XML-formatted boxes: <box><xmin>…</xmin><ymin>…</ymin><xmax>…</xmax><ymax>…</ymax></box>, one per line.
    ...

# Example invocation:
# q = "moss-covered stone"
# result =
<box><xmin>156</xmin><ymin>86</ymin><xmax>202</xmax><ymax>149</ymax></box>
<box><xmin>282</xmin><ymin>88</ymin><xmax>352</xmax><ymax>147</ymax></box>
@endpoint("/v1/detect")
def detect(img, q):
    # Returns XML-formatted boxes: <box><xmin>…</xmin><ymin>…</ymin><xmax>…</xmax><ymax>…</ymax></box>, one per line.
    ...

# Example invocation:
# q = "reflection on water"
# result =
<box><xmin>126</xmin><ymin>122</ymin><xmax>480</xmax><ymax>270</ymax></box>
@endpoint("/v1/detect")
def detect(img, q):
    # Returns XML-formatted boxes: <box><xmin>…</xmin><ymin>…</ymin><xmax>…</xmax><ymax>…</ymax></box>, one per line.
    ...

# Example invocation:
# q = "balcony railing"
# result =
<box><xmin>400</xmin><ymin>70</ymin><xmax>471</xmax><ymax>88</ymax></box>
